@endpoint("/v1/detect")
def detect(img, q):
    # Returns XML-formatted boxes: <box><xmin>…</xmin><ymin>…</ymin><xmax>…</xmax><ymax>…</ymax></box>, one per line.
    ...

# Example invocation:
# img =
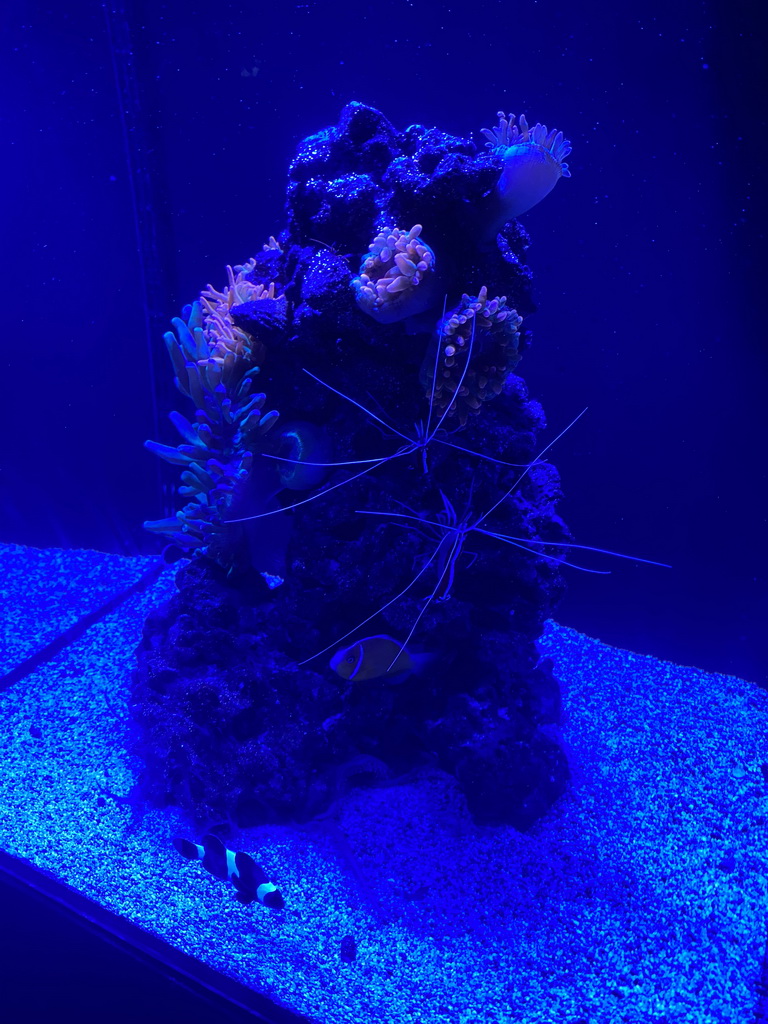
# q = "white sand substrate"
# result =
<box><xmin>0</xmin><ymin>543</ymin><xmax>765</xmax><ymax>1024</ymax></box>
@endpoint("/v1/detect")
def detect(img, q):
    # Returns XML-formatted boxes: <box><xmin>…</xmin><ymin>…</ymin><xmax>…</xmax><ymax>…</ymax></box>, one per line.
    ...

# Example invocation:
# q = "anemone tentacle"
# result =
<box><xmin>200</xmin><ymin>264</ymin><xmax>285</xmax><ymax>367</ymax></box>
<box><xmin>351</xmin><ymin>224</ymin><xmax>439</xmax><ymax>323</ymax></box>
<box><xmin>481</xmin><ymin>111</ymin><xmax>572</xmax><ymax>171</ymax></box>
<box><xmin>481</xmin><ymin>111</ymin><xmax>572</xmax><ymax>223</ymax></box>
<box><xmin>144</xmin><ymin>263</ymin><xmax>282</xmax><ymax>565</ymax></box>
<box><xmin>426</xmin><ymin>286</ymin><xmax>524</xmax><ymax>424</ymax></box>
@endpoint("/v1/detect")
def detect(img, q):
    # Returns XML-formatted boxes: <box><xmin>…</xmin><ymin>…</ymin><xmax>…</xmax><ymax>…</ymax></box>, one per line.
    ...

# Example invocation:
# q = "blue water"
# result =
<box><xmin>4</xmin><ymin>0</ymin><xmax>764</xmax><ymax>682</ymax></box>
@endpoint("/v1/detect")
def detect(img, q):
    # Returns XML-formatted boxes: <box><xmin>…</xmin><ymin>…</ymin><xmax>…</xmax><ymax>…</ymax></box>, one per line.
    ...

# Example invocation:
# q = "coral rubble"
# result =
<box><xmin>133</xmin><ymin>102</ymin><xmax>573</xmax><ymax>831</ymax></box>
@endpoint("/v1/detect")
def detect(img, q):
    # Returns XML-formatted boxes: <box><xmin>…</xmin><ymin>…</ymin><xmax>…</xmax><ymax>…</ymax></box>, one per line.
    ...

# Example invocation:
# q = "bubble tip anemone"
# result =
<box><xmin>351</xmin><ymin>224</ymin><xmax>439</xmax><ymax>323</ymax></box>
<box><xmin>482</xmin><ymin>111</ymin><xmax>572</xmax><ymax>220</ymax></box>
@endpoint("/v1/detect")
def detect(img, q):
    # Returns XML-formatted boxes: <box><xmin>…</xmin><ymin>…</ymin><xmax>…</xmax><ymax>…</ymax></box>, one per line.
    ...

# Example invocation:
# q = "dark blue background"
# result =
<box><xmin>2</xmin><ymin>0</ymin><xmax>765</xmax><ymax>681</ymax></box>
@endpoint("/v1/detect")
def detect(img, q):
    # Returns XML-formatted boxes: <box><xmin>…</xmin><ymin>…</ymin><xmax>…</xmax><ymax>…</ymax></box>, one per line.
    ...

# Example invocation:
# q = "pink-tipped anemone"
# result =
<box><xmin>481</xmin><ymin>112</ymin><xmax>572</xmax><ymax>221</ymax></box>
<box><xmin>352</xmin><ymin>224</ymin><xmax>439</xmax><ymax>323</ymax></box>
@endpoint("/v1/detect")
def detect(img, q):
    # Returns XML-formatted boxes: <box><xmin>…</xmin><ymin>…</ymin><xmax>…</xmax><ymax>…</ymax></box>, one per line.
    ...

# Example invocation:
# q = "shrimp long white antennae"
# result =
<box><xmin>352</xmin><ymin>404</ymin><xmax>670</xmax><ymax>652</ymax></box>
<box><xmin>230</xmin><ymin>304</ymin><xmax>465</xmax><ymax>525</ymax></box>
<box><xmin>475</xmin><ymin>529</ymin><xmax>672</xmax><ymax>568</ymax></box>
<box><xmin>423</xmin><ymin>294</ymin><xmax>449</xmax><ymax>440</ymax></box>
<box><xmin>226</xmin><ymin>458</ymin><xmax>386</xmax><ymax>523</ymax></box>
<box><xmin>432</xmin><ymin>436</ymin><xmax>535</xmax><ymax>467</ymax></box>
<box><xmin>354</xmin><ymin>408</ymin><xmax>590</xmax><ymax>539</ymax></box>
<box><xmin>355</xmin><ymin>509</ymin><xmax>612</xmax><ymax>574</ymax></box>
<box><xmin>301</xmin><ymin>404</ymin><xmax>668</xmax><ymax>671</ymax></box>
<box><xmin>354</xmin><ymin>400</ymin><xmax>668</xmax><ymax>576</ymax></box>
<box><xmin>355</xmin><ymin>509</ymin><xmax>669</xmax><ymax>569</ymax></box>
<box><xmin>296</xmin><ymin>530</ymin><xmax>446</xmax><ymax>666</ymax></box>
<box><xmin>351</xmin><ymin>411</ymin><xmax>597</xmax><ymax>648</ymax></box>
<box><xmin>261</xmin><ymin>452</ymin><xmax>405</xmax><ymax>468</ymax></box>
<box><xmin>299</xmin><ymin>309</ymin><xmax>479</xmax><ymax>473</ymax></box>
<box><xmin>473</xmin><ymin>407</ymin><xmax>589</xmax><ymax>530</ymax></box>
<box><xmin>301</xmin><ymin>368</ymin><xmax>413</xmax><ymax>444</ymax></box>
<box><xmin>429</xmin><ymin>311</ymin><xmax>477</xmax><ymax>439</ymax></box>
<box><xmin>240</xmin><ymin>304</ymin><xmax>540</xmax><ymax>524</ymax></box>
<box><xmin>385</xmin><ymin>529</ymin><xmax>464</xmax><ymax>671</ymax></box>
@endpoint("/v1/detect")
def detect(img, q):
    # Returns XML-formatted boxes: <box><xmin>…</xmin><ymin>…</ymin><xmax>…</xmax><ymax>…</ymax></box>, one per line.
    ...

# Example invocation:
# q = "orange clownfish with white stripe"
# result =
<box><xmin>330</xmin><ymin>634</ymin><xmax>431</xmax><ymax>683</ymax></box>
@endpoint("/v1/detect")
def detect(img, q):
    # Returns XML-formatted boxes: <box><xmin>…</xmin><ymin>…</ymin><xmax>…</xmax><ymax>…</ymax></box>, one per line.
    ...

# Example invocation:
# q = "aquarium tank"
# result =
<box><xmin>1</xmin><ymin>1</ymin><xmax>766</xmax><ymax>1022</ymax></box>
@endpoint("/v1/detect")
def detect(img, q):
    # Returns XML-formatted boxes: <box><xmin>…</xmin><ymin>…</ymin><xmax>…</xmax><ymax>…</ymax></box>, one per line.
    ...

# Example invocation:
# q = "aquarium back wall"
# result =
<box><xmin>3</xmin><ymin>0</ymin><xmax>765</xmax><ymax>682</ymax></box>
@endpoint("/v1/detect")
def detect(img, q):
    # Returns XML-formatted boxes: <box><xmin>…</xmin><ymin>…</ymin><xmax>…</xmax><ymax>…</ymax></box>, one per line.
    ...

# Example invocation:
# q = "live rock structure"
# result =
<box><xmin>133</xmin><ymin>102</ymin><xmax>574</xmax><ymax>830</ymax></box>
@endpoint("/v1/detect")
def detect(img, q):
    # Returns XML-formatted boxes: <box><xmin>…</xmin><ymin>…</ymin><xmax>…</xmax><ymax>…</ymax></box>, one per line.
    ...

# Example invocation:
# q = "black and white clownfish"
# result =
<box><xmin>172</xmin><ymin>834</ymin><xmax>284</xmax><ymax>909</ymax></box>
<box><xmin>330</xmin><ymin>634</ymin><xmax>432</xmax><ymax>683</ymax></box>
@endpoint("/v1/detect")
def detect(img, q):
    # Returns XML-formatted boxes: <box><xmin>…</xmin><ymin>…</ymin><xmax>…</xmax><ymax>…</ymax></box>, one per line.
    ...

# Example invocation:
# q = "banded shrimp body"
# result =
<box><xmin>300</xmin><ymin>411</ymin><xmax>670</xmax><ymax>672</ymax></box>
<box><xmin>226</xmin><ymin>305</ymin><xmax>668</xmax><ymax>673</ymax></box>
<box><xmin>227</xmin><ymin>311</ymin><xmax>535</xmax><ymax>526</ymax></box>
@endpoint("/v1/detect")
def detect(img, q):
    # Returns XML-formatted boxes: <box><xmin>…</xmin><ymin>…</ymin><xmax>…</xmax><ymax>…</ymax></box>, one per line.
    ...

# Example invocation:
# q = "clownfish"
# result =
<box><xmin>173</xmin><ymin>834</ymin><xmax>284</xmax><ymax>909</ymax></box>
<box><xmin>330</xmin><ymin>634</ymin><xmax>430</xmax><ymax>683</ymax></box>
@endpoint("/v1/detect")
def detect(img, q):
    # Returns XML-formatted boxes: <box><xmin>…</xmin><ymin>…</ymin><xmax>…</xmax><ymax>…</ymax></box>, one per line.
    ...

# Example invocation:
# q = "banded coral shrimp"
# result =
<box><xmin>225</xmin><ymin>305</ymin><xmax>537</xmax><ymax>528</ymax></box>
<box><xmin>224</xmin><ymin>289</ymin><xmax>667</xmax><ymax>676</ymax></box>
<box><xmin>296</xmin><ymin>409</ymin><xmax>670</xmax><ymax>671</ymax></box>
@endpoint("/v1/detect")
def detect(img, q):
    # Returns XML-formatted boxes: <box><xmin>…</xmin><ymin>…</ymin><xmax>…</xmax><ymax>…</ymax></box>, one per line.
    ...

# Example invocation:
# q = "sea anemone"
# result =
<box><xmin>351</xmin><ymin>224</ymin><xmax>439</xmax><ymax>323</ymax></box>
<box><xmin>426</xmin><ymin>286</ymin><xmax>524</xmax><ymax>424</ymax></box>
<box><xmin>200</xmin><ymin>262</ymin><xmax>285</xmax><ymax>366</ymax></box>
<box><xmin>482</xmin><ymin>112</ymin><xmax>572</xmax><ymax>225</ymax></box>
<box><xmin>144</xmin><ymin>267</ymin><xmax>281</xmax><ymax>563</ymax></box>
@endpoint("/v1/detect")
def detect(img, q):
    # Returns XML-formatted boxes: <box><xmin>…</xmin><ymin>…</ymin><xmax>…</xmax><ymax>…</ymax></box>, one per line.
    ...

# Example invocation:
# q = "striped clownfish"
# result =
<box><xmin>172</xmin><ymin>834</ymin><xmax>284</xmax><ymax>909</ymax></box>
<box><xmin>330</xmin><ymin>634</ymin><xmax>430</xmax><ymax>683</ymax></box>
